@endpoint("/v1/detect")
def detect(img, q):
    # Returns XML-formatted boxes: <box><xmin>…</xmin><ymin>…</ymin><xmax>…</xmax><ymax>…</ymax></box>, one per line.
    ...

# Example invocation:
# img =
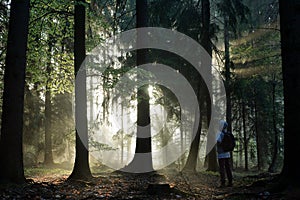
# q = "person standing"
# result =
<box><xmin>216</xmin><ymin>120</ymin><xmax>233</xmax><ymax>187</ymax></box>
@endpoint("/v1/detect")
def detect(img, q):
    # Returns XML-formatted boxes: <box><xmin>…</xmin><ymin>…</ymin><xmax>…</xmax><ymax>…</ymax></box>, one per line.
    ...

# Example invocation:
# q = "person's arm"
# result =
<box><xmin>217</xmin><ymin>132</ymin><xmax>223</xmax><ymax>143</ymax></box>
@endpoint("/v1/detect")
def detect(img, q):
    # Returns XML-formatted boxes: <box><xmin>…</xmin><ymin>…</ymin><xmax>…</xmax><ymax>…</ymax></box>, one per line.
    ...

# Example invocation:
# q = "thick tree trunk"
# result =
<box><xmin>201</xmin><ymin>0</ymin><xmax>218</xmax><ymax>172</ymax></box>
<box><xmin>68</xmin><ymin>0</ymin><xmax>93</xmax><ymax>180</ymax></box>
<box><xmin>183</xmin><ymin>110</ymin><xmax>203</xmax><ymax>172</ymax></box>
<box><xmin>278</xmin><ymin>0</ymin><xmax>300</xmax><ymax>188</ymax></box>
<box><xmin>0</xmin><ymin>0</ymin><xmax>30</xmax><ymax>184</ymax></box>
<box><xmin>122</xmin><ymin>0</ymin><xmax>153</xmax><ymax>173</ymax></box>
<box><xmin>182</xmin><ymin>0</ymin><xmax>216</xmax><ymax>172</ymax></box>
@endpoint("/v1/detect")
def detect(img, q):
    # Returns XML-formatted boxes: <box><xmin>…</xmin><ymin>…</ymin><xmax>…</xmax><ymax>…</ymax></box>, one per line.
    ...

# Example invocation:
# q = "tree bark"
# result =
<box><xmin>201</xmin><ymin>0</ymin><xmax>218</xmax><ymax>172</ymax></box>
<box><xmin>0</xmin><ymin>0</ymin><xmax>30</xmax><ymax>184</ymax></box>
<box><xmin>278</xmin><ymin>0</ymin><xmax>300</xmax><ymax>188</ymax></box>
<box><xmin>183</xmin><ymin>108</ymin><xmax>203</xmax><ymax>172</ymax></box>
<box><xmin>268</xmin><ymin>80</ymin><xmax>279</xmax><ymax>173</ymax></box>
<box><xmin>182</xmin><ymin>0</ymin><xmax>216</xmax><ymax>172</ymax></box>
<box><xmin>242</xmin><ymin>100</ymin><xmax>248</xmax><ymax>171</ymax></box>
<box><xmin>68</xmin><ymin>0</ymin><xmax>93</xmax><ymax>180</ymax></box>
<box><xmin>44</xmin><ymin>38</ymin><xmax>54</xmax><ymax>165</ymax></box>
<box><xmin>121</xmin><ymin>0</ymin><xmax>154</xmax><ymax>173</ymax></box>
<box><xmin>254</xmin><ymin>95</ymin><xmax>262</xmax><ymax>170</ymax></box>
<box><xmin>224</xmin><ymin>15</ymin><xmax>232</xmax><ymax>132</ymax></box>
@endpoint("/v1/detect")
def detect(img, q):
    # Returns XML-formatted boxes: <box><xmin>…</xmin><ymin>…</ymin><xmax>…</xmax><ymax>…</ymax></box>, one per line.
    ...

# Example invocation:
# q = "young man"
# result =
<box><xmin>216</xmin><ymin>120</ymin><xmax>233</xmax><ymax>187</ymax></box>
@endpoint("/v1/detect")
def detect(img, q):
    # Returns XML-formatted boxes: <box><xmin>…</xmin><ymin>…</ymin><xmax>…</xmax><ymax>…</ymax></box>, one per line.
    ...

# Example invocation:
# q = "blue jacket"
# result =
<box><xmin>216</xmin><ymin>120</ymin><xmax>230</xmax><ymax>159</ymax></box>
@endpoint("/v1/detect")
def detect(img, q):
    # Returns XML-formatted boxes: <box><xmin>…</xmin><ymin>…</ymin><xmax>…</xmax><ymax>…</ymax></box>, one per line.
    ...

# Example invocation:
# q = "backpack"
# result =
<box><xmin>220</xmin><ymin>131</ymin><xmax>236</xmax><ymax>152</ymax></box>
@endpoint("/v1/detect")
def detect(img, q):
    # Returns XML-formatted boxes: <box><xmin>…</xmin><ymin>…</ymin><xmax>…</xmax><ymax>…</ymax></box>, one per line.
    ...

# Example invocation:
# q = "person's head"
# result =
<box><xmin>219</xmin><ymin>120</ymin><xmax>228</xmax><ymax>131</ymax></box>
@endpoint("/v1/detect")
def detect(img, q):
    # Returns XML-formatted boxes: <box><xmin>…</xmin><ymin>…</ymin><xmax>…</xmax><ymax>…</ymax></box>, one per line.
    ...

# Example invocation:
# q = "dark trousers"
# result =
<box><xmin>218</xmin><ymin>158</ymin><xmax>233</xmax><ymax>184</ymax></box>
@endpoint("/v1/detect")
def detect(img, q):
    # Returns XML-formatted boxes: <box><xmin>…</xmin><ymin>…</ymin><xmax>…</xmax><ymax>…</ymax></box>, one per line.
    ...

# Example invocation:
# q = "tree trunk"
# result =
<box><xmin>268</xmin><ymin>80</ymin><xmax>279</xmax><ymax>173</ymax></box>
<box><xmin>44</xmin><ymin>38</ymin><xmax>54</xmax><ymax>165</ymax></box>
<box><xmin>183</xmin><ymin>110</ymin><xmax>203</xmax><ymax>172</ymax></box>
<box><xmin>121</xmin><ymin>103</ymin><xmax>124</xmax><ymax>165</ymax></box>
<box><xmin>254</xmin><ymin>96</ymin><xmax>261</xmax><ymax>170</ymax></box>
<box><xmin>278</xmin><ymin>0</ymin><xmax>300</xmax><ymax>188</ymax></box>
<box><xmin>68</xmin><ymin>0</ymin><xmax>93</xmax><ymax>180</ymax></box>
<box><xmin>242</xmin><ymin>100</ymin><xmax>248</xmax><ymax>171</ymax></box>
<box><xmin>238</xmin><ymin>117</ymin><xmax>243</xmax><ymax>168</ymax></box>
<box><xmin>182</xmin><ymin>0</ymin><xmax>216</xmax><ymax>172</ymax></box>
<box><xmin>224</xmin><ymin>15</ymin><xmax>232</xmax><ymax>132</ymax></box>
<box><xmin>201</xmin><ymin>0</ymin><xmax>218</xmax><ymax>172</ymax></box>
<box><xmin>206</xmin><ymin>146</ymin><xmax>218</xmax><ymax>171</ymax></box>
<box><xmin>0</xmin><ymin>0</ymin><xmax>30</xmax><ymax>184</ymax></box>
<box><xmin>180</xmin><ymin>109</ymin><xmax>184</xmax><ymax>169</ymax></box>
<box><xmin>121</xmin><ymin>0</ymin><xmax>153</xmax><ymax>173</ymax></box>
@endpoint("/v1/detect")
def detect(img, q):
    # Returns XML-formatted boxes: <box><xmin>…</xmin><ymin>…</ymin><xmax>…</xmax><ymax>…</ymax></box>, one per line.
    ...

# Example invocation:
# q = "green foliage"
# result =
<box><xmin>149</xmin><ymin>0</ymin><xmax>203</xmax><ymax>41</ymax></box>
<box><xmin>90</xmin><ymin>140</ymin><xmax>117</xmax><ymax>151</ymax></box>
<box><xmin>0</xmin><ymin>1</ymin><xmax>9</xmax><ymax>115</ymax></box>
<box><xmin>231</xmin><ymin>30</ymin><xmax>281</xmax><ymax>74</ymax></box>
<box><xmin>216</xmin><ymin>0</ymin><xmax>251</xmax><ymax>36</ymax></box>
<box><xmin>51</xmin><ymin>93</ymin><xmax>74</xmax><ymax>159</ymax></box>
<box><xmin>0</xmin><ymin>1</ymin><xmax>9</xmax><ymax>70</ymax></box>
<box><xmin>230</xmin><ymin>24</ymin><xmax>283</xmax><ymax>170</ymax></box>
<box><xmin>27</xmin><ymin>0</ymin><xmax>74</xmax><ymax>95</ymax></box>
<box><xmin>21</xmin><ymin>0</ymin><xmax>76</xmax><ymax>165</ymax></box>
<box><xmin>23</xmin><ymin>87</ymin><xmax>44</xmax><ymax>159</ymax></box>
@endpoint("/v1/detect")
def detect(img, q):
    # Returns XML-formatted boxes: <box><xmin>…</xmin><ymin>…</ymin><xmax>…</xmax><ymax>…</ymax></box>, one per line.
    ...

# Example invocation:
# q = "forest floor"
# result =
<box><xmin>0</xmin><ymin>165</ymin><xmax>296</xmax><ymax>200</ymax></box>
